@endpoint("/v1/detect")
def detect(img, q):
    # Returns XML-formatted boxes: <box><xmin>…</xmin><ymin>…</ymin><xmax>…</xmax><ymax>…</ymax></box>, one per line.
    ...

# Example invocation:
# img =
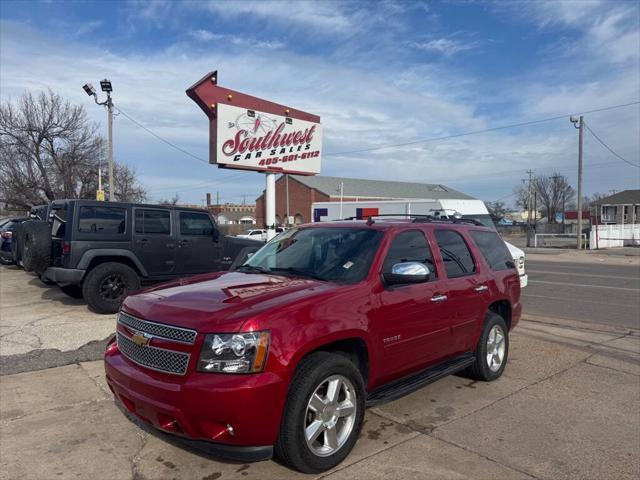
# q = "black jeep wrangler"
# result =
<box><xmin>23</xmin><ymin>199</ymin><xmax>261</xmax><ymax>314</ymax></box>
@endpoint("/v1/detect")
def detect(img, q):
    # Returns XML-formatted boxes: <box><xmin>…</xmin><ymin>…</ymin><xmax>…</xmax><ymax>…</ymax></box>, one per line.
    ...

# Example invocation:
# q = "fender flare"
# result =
<box><xmin>77</xmin><ymin>249</ymin><xmax>148</xmax><ymax>277</ymax></box>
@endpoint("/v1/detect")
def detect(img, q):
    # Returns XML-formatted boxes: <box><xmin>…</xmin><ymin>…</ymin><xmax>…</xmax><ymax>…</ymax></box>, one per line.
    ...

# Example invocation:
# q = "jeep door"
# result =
<box><xmin>432</xmin><ymin>229</ymin><xmax>487</xmax><ymax>354</ymax></box>
<box><xmin>174</xmin><ymin>210</ymin><xmax>221</xmax><ymax>274</ymax></box>
<box><xmin>373</xmin><ymin>229</ymin><xmax>452</xmax><ymax>381</ymax></box>
<box><xmin>132</xmin><ymin>208</ymin><xmax>175</xmax><ymax>275</ymax></box>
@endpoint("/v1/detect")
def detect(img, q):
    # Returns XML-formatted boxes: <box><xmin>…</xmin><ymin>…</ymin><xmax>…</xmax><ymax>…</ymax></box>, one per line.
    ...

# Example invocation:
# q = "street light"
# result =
<box><xmin>83</xmin><ymin>79</ymin><xmax>115</xmax><ymax>201</ymax></box>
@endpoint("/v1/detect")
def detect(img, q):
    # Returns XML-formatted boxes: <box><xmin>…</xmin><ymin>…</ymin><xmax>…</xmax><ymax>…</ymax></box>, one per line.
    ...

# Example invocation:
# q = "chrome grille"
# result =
<box><xmin>117</xmin><ymin>332</ymin><xmax>190</xmax><ymax>375</ymax></box>
<box><xmin>118</xmin><ymin>312</ymin><xmax>197</xmax><ymax>344</ymax></box>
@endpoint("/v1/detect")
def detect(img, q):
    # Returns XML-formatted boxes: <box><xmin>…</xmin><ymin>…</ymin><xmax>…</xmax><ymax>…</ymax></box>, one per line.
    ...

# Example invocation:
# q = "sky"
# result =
<box><xmin>1</xmin><ymin>0</ymin><xmax>639</xmax><ymax>207</ymax></box>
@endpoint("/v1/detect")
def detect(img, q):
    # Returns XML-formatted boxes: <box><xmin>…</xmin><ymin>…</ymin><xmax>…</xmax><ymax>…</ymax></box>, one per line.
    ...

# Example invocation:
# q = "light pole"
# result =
<box><xmin>83</xmin><ymin>79</ymin><xmax>115</xmax><ymax>201</ymax></box>
<box><xmin>570</xmin><ymin>115</ymin><xmax>584</xmax><ymax>249</ymax></box>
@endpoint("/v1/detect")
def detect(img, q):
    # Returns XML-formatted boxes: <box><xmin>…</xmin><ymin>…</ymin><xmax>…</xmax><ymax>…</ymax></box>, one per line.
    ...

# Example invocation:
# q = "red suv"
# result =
<box><xmin>104</xmin><ymin>218</ymin><xmax>521</xmax><ymax>472</ymax></box>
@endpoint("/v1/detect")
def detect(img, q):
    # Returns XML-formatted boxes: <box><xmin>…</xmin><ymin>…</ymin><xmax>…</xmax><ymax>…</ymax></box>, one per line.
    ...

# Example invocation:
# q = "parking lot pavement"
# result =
<box><xmin>0</xmin><ymin>265</ymin><xmax>115</xmax><ymax>374</ymax></box>
<box><xmin>1</xmin><ymin>320</ymin><xmax>638</xmax><ymax>480</ymax></box>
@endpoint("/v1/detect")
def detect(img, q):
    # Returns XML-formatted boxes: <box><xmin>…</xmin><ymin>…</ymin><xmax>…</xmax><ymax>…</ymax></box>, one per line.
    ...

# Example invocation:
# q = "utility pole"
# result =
<box><xmin>526</xmin><ymin>170</ymin><xmax>534</xmax><ymax>246</ymax></box>
<box><xmin>339</xmin><ymin>182</ymin><xmax>344</xmax><ymax>219</ymax></box>
<box><xmin>570</xmin><ymin>116</ymin><xmax>584</xmax><ymax>249</ymax></box>
<box><xmin>82</xmin><ymin>79</ymin><xmax>115</xmax><ymax>201</ymax></box>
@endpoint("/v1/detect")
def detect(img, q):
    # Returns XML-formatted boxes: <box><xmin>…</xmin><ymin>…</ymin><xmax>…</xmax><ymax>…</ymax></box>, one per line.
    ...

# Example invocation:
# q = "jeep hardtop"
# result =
<box><xmin>104</xmin><ymin>216</ymin><xmax>521</xmax><ymax>472</ymax></box>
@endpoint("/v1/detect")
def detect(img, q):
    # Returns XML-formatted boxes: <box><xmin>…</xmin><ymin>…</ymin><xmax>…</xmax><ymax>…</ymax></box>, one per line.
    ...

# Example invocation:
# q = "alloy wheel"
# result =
<box><xmin>304</xmin><ymin>374</ymin><xmax>357</xmax><ymax>457</ymax></box>
<box><xmin>486</xmin><ymin>324</ymin><xmax>506</xmax><ymax>372</ymax></box>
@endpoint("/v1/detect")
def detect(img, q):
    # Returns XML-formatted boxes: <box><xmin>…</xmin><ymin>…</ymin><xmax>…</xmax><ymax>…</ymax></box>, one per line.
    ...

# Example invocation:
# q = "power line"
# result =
<box><xmin>324</xmin><ymin>101</ymin><xmax>640</xmax><ymax>157</ymax></box>
<box><xmin>584</xmin><ymin>122</ymin><xmax>639</xmax><ymax>168</ymax></box>
<box><xmin>115</xmin><ymin>107</ymin><xmax>210</xmax><ymax>165</ymax></box>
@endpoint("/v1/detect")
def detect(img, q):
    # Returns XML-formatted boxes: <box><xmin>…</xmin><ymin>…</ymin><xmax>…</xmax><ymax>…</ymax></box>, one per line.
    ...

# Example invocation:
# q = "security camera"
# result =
<box><xmin>569</xmin><ymin>115</ymin><xmax>578</xmax><ymax>124</ymax></box>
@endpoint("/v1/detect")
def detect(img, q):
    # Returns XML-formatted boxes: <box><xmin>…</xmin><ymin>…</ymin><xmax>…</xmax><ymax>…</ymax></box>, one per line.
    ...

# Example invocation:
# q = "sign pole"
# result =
<box><xmin>265</xmin><ymin>172</ymin><xmax>276</xmax><ymax>241</ymax></box>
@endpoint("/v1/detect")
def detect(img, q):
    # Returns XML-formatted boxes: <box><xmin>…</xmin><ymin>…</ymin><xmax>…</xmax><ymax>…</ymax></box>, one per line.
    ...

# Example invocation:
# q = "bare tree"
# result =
<box><xmin>512</xmin><ymin>184</ymin><xmax>529</xmax><ymax>211</ymax></box>
<box><xmin>486</xmin><ymin>201</ymin><xmax>507</xmax><ymax>223</ymax></box>
<box><xmin>158</xmin><ymin>194</ymin><xmax>180</xmax><ymax>206</ymax></box>
<box><xmin>0</xmin><ymin>90</ymin><xmax>146</xmax><ymax>208</ymax></box>
<box><xmin>532</xmin><ymin>173</ymin><xmax>575</xmax><ymax>223</ymax></box>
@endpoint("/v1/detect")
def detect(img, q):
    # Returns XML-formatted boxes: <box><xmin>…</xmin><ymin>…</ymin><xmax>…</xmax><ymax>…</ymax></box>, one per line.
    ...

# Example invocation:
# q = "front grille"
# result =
<box><xmin>117</xmin><ymin>332</ymin><xmax>190</xmax><ymax>375</ymax></box>
<box><xmin>118</xmin><ymin>312</ymin><xmax>197</xmax><ymax>344</ymax></box>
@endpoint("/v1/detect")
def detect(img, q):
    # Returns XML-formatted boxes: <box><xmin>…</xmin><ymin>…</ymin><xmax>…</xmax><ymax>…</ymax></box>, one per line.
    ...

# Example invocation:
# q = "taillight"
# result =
<box><xmin>62</xmin><ymin>241</ymin><xmax>71</xmax><ymax>254</ymax></box>
<box><xmin>1</xmin><ymin>231</ymin><xmax>11</xmax><ymax>239</ymax></box>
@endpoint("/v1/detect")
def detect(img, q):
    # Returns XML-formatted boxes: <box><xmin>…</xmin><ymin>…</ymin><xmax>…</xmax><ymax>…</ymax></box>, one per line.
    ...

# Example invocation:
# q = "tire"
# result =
<box><xmin>82</xmin><ymin>262</ymin><xmax>141</xmax><ymax>314</ymax></box>
<box><xmin>0</xmin><ymin>255</ymin><xmax>12</xmax><ymax>266</ymax></box>
<box><xmin>466</xmin><ymin>311</ymin><xmax>509</xmax><ymax>381</ymax></box>
<box><xmin>275</xmin><ymin>352</ymin><xmax>365</xmax><ymax>473</ymax></box>
<box><xmin>11</xmin><ymin>224</ymin><xmax>24</xmax><ymax>266</ymax></box>
<box><xmin>60</xmin><ymin>284</ymin><xmax>83</xmax><ymax>298</ymax></box>
<box><xmin>229</xmin><ymin>246</ymin><xmax>258</xmax><ymax>271</ymax></box>
<box><xmin>21</xmin><ymin>221</ymin><xmax>51</xmax><ymax>274</ymax></box>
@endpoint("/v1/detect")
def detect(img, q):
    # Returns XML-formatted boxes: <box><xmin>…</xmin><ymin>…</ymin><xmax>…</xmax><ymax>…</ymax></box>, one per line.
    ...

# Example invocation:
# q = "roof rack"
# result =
<box><xmin>336</xmin><ymin>214</ymin><xmax>485</xmax><ymax>226</ymax></box>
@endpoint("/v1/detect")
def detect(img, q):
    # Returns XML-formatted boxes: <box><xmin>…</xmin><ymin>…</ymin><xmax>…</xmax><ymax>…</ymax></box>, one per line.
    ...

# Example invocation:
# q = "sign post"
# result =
<box><xmin>186</xmin><ymin>71</ymin><xmax>322</xmax><ymax>240</ymax></box>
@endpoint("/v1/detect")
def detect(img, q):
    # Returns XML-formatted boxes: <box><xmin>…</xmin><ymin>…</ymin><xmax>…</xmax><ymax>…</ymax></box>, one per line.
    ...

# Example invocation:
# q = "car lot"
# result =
<box><xmin>1</xmin><ymin>253</ymin><xmax>639</xmax><ymax>479</ymax></box>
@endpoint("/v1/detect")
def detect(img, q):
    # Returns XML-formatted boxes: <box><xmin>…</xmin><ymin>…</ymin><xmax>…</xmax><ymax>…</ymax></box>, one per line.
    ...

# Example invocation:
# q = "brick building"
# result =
<box><xmin>255</xmin><ymin>175</ymin><xmax>472</xmax><ymax>227</ymax></box>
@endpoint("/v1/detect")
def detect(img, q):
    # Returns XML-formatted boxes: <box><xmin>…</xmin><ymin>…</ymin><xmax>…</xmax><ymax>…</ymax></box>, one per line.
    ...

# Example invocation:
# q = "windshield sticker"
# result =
<box><xmin>343</xmin><ymin>261</ymin><xmax>354</xmax><ymax>269</ymax></box>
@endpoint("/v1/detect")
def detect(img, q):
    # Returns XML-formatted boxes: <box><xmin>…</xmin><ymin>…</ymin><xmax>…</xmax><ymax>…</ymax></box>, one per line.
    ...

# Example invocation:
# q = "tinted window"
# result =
<box><xmin>434</xmin><ymin>230</ymin><xmax>476</xmax><ymax>278</ymax></box>
<box><xmin>135</xmin><ymin>209</ymin><xmax>170</xmax><ymax>234</ymax></box>
<box><xmin>180</xmin><ymin>212</ymin><xmax>213</xmax><ymax>236</ymax></box>
<box><xmin>470</xmin><ymin>231</ymin><xmax>514</xmax><ymax>271</ymax></box>
<box><xmin>382</xmin><ymin>230</ymin><xmax>436</xmax><ymax>278</ymax></box>
<box><xmin>78</xmin><ymin>206</ymin><xmax>126</xmax><ymax>234</ymax></box>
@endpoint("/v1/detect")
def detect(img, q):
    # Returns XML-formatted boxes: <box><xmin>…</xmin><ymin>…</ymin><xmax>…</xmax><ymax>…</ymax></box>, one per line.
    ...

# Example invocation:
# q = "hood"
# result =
<box><xmin>122</xmin><ymin>271</ymin><xmax>336</xmax><ymax>332</ymax></box>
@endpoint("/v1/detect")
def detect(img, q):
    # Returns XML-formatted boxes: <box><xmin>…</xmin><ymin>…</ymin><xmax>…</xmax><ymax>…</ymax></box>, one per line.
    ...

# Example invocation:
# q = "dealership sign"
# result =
<box><xmin>216</xmin><ymin>104</ymin><xmax>322</xmax><ymax>174</ymax></box>
<box><xmin>186</xmin><ymin>71</ymin><xmax>322</xmax><ymax>175</ymax></box>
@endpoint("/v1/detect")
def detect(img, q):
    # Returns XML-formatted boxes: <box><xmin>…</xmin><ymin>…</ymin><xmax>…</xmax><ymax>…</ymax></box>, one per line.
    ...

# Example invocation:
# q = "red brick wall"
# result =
<box><xmin>256</xmin><ymin>177</ymin><xmax>330</xmax><ymax>227</ymax></box>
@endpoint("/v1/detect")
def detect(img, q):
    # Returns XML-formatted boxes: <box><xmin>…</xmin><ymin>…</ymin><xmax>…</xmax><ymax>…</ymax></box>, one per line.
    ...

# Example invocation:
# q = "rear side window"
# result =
<box><xmin>78</xmin><ymin>206</ymin><xmax>126</xmax><ymax>234</ymax></box>
<box><xmin>179</xmin><ymin>212</ymin><xmax>213</xmax><ymax>236</ymax></box>
<box><xmin>434</xmin><ymin>230</ymin><xmax>476</xmax><ymax>278</ymax></box>
<box><xmin>470</xmin><ymin>230</ymin><xmax>514</xmax><ymax>271</ymax></box>
<box><xmin>135</xmin><ymin>209</ymin><xmax>171</xmax><ymax>234</ymax></box>
<box><xmin>382</xmin><ymin>230</ymin><xmax>436</xmax><ymax>278</ymax></box>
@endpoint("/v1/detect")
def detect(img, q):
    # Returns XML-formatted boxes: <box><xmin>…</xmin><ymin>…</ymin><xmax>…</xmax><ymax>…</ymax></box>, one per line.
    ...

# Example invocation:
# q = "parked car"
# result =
<box><xmin>105</xmin><ymin>217</ymin><xmax>521</xmax><ymax>472</ymax></box>
<box><xmin>0</xmin><ymin>217</ymin><xmax>29</xmax><ymax>265</ymax></box>
<box><xmin>236</xmin><ymin>228</ymin><xmax>267</xmax><ymax>241</ymax></box>
<box><xmin>20</xmin><ymin>199</ymin><xmax>261</xmax><ymax>314</ymax></box>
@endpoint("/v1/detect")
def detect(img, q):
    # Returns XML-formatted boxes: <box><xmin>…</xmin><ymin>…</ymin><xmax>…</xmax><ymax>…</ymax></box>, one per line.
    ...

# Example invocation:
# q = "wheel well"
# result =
<box><xmin>489</xmin><ymin>300</ymin><xmax>512</xmax><ymax>329</ymax></box>
<box><xmin>85</xmin><ymin>256</ymin><xmax>142</xmax><ymax>277</ymax></box>
<box><xmin>311</xmin><ymin>338</ymin><xmax>369</xmax><ymax>383</ymax></box>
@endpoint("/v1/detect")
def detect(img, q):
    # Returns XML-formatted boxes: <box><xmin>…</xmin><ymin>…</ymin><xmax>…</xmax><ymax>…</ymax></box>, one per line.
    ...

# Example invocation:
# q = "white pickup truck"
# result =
<box><xmin>311</xmin><ymin>198</ymin><xmax>528</xmax><ymax>289</ymax></box>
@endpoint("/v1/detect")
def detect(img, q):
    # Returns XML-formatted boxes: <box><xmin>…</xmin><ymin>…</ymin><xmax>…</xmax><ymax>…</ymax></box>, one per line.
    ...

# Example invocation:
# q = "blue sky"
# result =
<box><xmin>1</xmin><ymin>0</ymin><xmax>638</xmax><ymax>207</ymax></box>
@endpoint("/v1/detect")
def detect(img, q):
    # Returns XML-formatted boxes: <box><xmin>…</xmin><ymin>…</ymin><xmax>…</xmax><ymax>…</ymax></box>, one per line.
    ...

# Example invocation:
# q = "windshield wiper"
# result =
<box><xmin>268</xmin><ymin>267</ymin><xmax>328</xmax><ymax>282</ymax></box>
<box><xmin>237</xmin><ymin>265</ymin><xmax>272</xmax><ymax>274</ymax></box>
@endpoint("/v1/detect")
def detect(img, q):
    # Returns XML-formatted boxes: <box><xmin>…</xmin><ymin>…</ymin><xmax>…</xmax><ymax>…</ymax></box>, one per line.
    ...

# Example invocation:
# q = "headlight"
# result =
<box><xmin>519</xmin><ymin>256</ymin><xmax>525</xmax><ymax>267</ymax></box>
<box><xmin>197</xmin><ymin>332</ymin><xmax>270</xmax><ymax>374</ymax></box>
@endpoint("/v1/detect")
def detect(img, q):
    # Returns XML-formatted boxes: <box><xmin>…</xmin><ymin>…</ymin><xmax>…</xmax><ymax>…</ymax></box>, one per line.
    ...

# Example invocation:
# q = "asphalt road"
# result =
<box><xmin>523</xmin><ymin>259</ymin><xmax>640</xmax><ymax>329</ymax></box>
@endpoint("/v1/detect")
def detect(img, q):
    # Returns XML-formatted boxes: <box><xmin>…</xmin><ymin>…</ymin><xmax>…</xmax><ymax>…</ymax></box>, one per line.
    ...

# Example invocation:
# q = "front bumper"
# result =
<box><xmin>42</xmin><ymin>267</ymin><xmax>85</xmax><ymax>285</ymax></box>
<box><xmin>104</xmin><ymin>346</ymin><xmax>288</xmax><ymax>459</ymax></box>
<box><xmin>519</xmin><ymin>274</ymin><xmax>528</xmax><ymax>289</ymax></box>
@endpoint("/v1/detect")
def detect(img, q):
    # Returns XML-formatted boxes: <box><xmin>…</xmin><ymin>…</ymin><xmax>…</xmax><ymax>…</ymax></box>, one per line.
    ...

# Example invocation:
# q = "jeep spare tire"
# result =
<box><xmin>21</xmin><ymin>221</ymin><xmax>51</xmax><ymax>273</ymax></box>
<box><xmin>11</xmin><ymin>223</ymin><xmax>25</xmax><ymax>265</ymax></box>
<box><xmin>82</xmin><ymin>262</ymin><xmax>141</xmax><ymax>314</ymax></box>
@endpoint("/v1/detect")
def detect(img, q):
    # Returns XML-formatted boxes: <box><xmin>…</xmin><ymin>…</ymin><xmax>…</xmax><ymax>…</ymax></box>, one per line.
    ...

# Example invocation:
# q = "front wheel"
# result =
<box><xmin>82</xmin><ymin>262</ymin><xmax>141</xmax><ymax>314</ymax></box>
<box><xmin>466</xmin><ymin>311</ymin><xmax>509</xmax><ymax>381</ymax></box>
<box><xmin>276</xmin><ymin>352</ymin><xmax>365</xmax><ymax>473</ymax></box>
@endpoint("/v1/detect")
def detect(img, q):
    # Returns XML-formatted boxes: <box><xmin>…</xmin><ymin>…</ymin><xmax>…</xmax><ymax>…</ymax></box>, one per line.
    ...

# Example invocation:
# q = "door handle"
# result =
<box><xmin>135</xmin><ymin>239</ymin><xmax>148</xmax><ymax>245</ymax></box>
<box><xmin>178</xmin><ymin>240</ymin><xmax>188</xmax><ymax>247</ymax></box>
<box><xmin>474</xmin><ymin>285</ymin><xmax>489</xmax><ymax>292</ymax></box>
<box><xmin>431</xmin><ymin>294</ymin><xmax>448</xmax><ymax>303</ymax></box>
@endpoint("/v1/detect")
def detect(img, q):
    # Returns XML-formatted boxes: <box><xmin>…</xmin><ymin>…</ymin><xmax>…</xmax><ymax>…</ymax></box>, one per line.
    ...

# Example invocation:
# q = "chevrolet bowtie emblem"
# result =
<box><xmin>131</xmin><ymin>332</ymin><xmax>151</xmax><ymax>347</ymax></box>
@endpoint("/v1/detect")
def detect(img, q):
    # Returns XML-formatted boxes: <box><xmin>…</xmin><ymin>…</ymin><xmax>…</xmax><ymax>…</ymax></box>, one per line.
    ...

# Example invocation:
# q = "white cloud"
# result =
<box><xmin>187</xmin><ymin>29</ymin><xmax>284</xmax><ymax>49</ymax></box>
<box><xmin>409</xmin><ymin>37</ymin><xmax>479</xmax><ymax>56</ymax></box>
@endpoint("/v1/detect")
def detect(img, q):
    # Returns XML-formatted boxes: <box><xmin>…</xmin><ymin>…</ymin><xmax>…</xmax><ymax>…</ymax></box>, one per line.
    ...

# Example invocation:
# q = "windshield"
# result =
<box><xmin>462</xmin><ymin>214</ymin><xmax>495</xmax><ymax>229</ymax></box>
<box><xmin>242</xmin><ymin>227</ymin><xmax>383</xmax><ymax>283</ymax></box>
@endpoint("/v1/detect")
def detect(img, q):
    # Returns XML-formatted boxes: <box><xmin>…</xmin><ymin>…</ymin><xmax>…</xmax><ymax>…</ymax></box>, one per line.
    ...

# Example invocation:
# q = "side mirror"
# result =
<box><xmin>383</xmin><ymin>262</ymin><xmax>430</xmax><ymax>285</ymax></box>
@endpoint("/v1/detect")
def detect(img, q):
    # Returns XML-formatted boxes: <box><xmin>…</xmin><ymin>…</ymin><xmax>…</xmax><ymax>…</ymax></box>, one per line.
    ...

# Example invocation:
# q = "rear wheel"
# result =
<box><xmin>466</xmin><ymin>311</ymin><xmax>509</xmax><ymax>381</ymax></box>
<box><xmin>60</xmin><ymin>284</ymin><xmax>83</xmax><ymax>298</ymax></box>
<box><xmin>275</xmin><ymin>352</ymin><xmax>365</xmax><ymax>473</ymax></box>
